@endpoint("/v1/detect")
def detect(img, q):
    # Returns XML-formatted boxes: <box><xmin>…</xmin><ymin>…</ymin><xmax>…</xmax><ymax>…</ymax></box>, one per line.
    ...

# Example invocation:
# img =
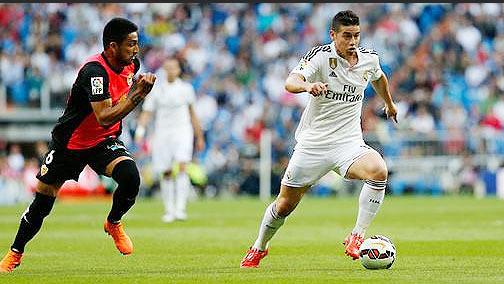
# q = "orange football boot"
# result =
<box><xmin>343</xmin><ymin>233</ymin><xmax>364</xmax><ymax>260</ymax></box>
<box><xmin>240</xmin><ymin>247</ymin><xmax>268</xmax><ymax>268</ymax></box>
<box><xmin>0</xmin><ymin>250</ymin><xmax>23</xmax><ymax>273</ymax></box>
<box><xmin>104</xmin><ymin>220</ymin><xmax>133</xmax><ymax>255</ymax></box>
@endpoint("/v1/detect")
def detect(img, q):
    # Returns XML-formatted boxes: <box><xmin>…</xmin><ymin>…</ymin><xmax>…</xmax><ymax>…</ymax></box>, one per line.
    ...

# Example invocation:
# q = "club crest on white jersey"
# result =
<box><xmin>289</xmin><ymin>43</ymin><xmax>385</xmax><ymax>148</ymax></box>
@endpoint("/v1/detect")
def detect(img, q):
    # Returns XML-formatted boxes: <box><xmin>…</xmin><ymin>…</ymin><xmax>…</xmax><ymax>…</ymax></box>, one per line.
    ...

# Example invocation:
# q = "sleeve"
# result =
<box><xmin>186</xmin><ymin>83</ymin><xmax>196</xmax><ymax>105</ymax></box>
<box><xmin>79</xmin><ymin>62</ymin><xmax>110</xmax><ymax>102</ymax></box>
<box><xmin>369</xmin><ymin>55</ymin><xmax>384</xmax><ymax>81</ymax></box>
<box><xmin>290</xmin><ymin>46</ymin><xmax>323</xmax><ymax>82</ymax></box>
<box><xmin>141</xmin><ymin>81</ymin><xmax>157</xmax><ymax>112</ymax></box>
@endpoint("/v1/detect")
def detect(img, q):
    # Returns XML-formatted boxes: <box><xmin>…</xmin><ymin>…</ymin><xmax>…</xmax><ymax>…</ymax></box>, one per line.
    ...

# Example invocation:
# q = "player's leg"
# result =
<box><xmin>89</xmin><ymin>139</ymin><xmax>141</xmax><ymax>255</ymax></box>
<box><xmin>160</xmin><ymin>169</ymin><xmax>176</xmax><ymax>223</ymax></box>
<box><xmin>1</xmin><ymin>143</ymin><xmax>73</xmax><ymax>273</ymax></box>
<box><xmin>241</xmin><ymin>184</ymin><xmax>310</xmax><ymax>268</ymax></box>
<box><xmin>172</xmin><ymin>132</ymin><xmax>193</xmax><ymax>221</ymax></box>
<box><xmin>11</xmin><ymin>181</ymin><xmax>62</xmax><ymax>253</ymax></box>
<box><xmin>253</xmin><ymin>183</ymin><xmax>309</xmax><ymax>251</ymax></box>
<box><xmin>105</xmin><ymin>156</ymin><xmax>140</xmax><ymax>224</ymax></box>
<box><xmin>241</xmin><ymin>147</ymin><xmax>332</xmax><ymax>268</ymax></box>
<box><xmin>173</xmin><ymin>137</ymin><xmax>193</xmax><ymax>221</ymax></box>
<box><xmin>174</xmin><ymin>161</ymin><xmax>190</xmax><ymax>220</ymax></box>
<box><xmin>151</xmin><ymin>134</ymin><xmax>177</xmax><ymax>222</ymax></box>
<box><xmin>0</xmin><ymin>181</ymin><xmax>62</xmax><ymax>273</ymax></box>
<box><xmin>101</xmin><ymin>156</ymin><xmax>140</xmax><ymax>255</ymax></box>
<box><xmin>343</xmin><ymin>148</ymin><xmax>388</xmax><ymax>259</ymax></box>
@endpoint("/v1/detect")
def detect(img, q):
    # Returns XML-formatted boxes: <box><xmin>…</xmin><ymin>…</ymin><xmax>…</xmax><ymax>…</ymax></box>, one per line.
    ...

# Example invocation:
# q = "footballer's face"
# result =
<box><xmin>164</xmin><ymin>59</ymin><xmax>181</xmax><ymax>82</ymax></box>
<box><xmin>331</xmin><ymin>25</ymin><xmax>360</xmax><ymax>55</ymax></box>
<box><xmin>114</xmin><ymin>32</ymin><xmax>139</xmax><ymax>66</ymax></box>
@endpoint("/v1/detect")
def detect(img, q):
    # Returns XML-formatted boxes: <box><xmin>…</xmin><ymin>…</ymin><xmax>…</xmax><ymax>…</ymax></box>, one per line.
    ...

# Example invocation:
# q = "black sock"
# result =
<box><xmin>11</xmin><ymin>192</ymin><xmax>56</xmax><ymax>253</ymax></box>
<box><xmin>107</xmin><ymin>160</ymin><xmax>140</xmax><ymax>223</ymax></box>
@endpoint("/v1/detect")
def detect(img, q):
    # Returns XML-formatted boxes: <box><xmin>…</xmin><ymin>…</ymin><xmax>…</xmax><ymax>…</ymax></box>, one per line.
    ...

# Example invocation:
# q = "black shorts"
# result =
<box><xmin>36</xmin><ymin>138</ymin><xmax>133</xmax><ymax>185</ymax></box>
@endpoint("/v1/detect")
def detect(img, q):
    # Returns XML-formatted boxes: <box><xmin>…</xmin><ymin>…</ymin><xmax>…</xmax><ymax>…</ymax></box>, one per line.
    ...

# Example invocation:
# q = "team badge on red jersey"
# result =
<box><xmin>127</xmin><ymin>73</ymin><xmax>133</xmax><ymax>86</ymax></box>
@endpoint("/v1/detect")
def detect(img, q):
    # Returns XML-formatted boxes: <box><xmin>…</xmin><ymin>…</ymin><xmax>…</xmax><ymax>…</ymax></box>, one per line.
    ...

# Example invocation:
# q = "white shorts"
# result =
<box><xmin>281</xmin><ymin>140</ymin><xmax>378</xmax><ymax>188</ymax></box>
<box><xmin>151</xmin><ymin>131</ymin><xmax>193</xmax><ymax>174</ymax></box>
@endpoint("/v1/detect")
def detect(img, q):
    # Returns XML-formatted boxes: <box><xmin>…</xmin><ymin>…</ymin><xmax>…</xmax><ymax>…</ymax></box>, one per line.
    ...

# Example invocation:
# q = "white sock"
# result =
<box><xmin>160</xmin><ymin>178</ymin><xmax>175</xmax><ymax>217</ymax></box>
<box><xmin>175</xmin><ymin>172</ymin><xmax>190</xmax><ymax>216</ymax></box>
<box><xmin>252</xmin><ymin>202</ymin><xmax>286</xmax><ymax>251</ymax></box>
<box><xmin>352</xmin><ymin>180</ymin><xmax>386</xmax><ymax>236</ymax></box>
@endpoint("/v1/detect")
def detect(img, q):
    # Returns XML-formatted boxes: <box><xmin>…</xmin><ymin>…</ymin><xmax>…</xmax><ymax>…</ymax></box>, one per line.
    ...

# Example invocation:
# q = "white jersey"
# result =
<box><xmin>142</xmin><ymin>77</ymin><xmax>196</xmax><ymax>136</ymax></box>
<box><xmin>290</xmin><ymin>43</ymin><xmax>384</xmax><ymax>148</ymax></box>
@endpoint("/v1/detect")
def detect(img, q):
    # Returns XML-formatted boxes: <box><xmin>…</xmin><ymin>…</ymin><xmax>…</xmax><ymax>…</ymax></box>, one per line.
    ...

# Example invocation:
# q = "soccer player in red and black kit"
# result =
<box><xmin>0</xmin><ymin>18</ymin><xmax>156</xmax><ymax>273</ymax></box>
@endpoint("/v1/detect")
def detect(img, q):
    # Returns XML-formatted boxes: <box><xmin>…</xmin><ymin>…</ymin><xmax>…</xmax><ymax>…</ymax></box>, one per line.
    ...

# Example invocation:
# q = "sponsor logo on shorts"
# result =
<box><xmin>40</xmin><ymin>164</ymin><xmax>48</xmax><ymax>176</ymax></box>
<box><xmin>107</xmin><ymin>142</ymin><xmax>127</xmax><ymax>152</ymax></box>
<box><xmin>286</xmin><ymin>170</ymin><xmax>292</xmax><ymax>180</ymax></box>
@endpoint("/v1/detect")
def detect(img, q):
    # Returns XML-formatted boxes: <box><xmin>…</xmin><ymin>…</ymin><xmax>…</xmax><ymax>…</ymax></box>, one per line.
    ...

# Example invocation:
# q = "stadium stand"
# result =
<box><xmin>1</xmin><ymin>3</ymin><xmax>504</xmax><ymax>204</ymax></box>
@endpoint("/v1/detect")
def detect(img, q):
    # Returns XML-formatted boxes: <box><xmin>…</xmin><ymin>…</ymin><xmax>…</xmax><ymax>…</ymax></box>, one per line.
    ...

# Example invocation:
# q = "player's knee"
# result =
<box><xmin>112</xmin><ymin>159</ymin><xmax>141</xmax><ymax>195</ymax></box>
<box><xmin>178</xmin><ymin>162</ymin><xmax>187</xmax><ymax>173</ymax></box>
<box><xmin>367</xmin><ymin>163</ymin><xmax>388</xmax><ymax>181</ymax></box>
<box><xmin>23</xmin><ymin>192</ymin><xmax>56</xmax><ymax>224</ymax></box>
<box><xmin>163</xmin><ymin>169</ymin><xmax>172</xmax><ymax>178</ymax></box>
<box><xmin>275</xmin><ymin>198</ymin><xmax>296</xmax><ymax>217</ymax></box>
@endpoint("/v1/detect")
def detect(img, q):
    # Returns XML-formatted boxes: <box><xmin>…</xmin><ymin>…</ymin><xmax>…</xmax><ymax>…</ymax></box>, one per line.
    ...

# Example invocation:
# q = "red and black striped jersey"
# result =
<box><xmin>51</xmin><ymin>52</ymin><xmax>140</xmax><ymax>150</ymax></box>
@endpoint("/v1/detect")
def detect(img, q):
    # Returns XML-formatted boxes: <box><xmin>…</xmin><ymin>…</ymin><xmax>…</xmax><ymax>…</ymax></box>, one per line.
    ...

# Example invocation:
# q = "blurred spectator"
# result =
<box><xmin>7</xmin><ymin>144</ymin><xmax>24</xmax><ymax>174</ymax></box>
<box><xmin>2</xmin><ymin>3</ymin><xmax>504</xmax><ymax>198</ymax></box>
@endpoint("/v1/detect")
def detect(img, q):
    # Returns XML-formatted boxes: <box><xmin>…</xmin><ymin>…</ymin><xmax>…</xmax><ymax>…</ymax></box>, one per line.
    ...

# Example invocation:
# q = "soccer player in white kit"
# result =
<box><xmin>135</xmin><ymin>58</ymin><xmax>205</xmax><ymax>223</ymax></box>
<box><xmin>240</xmin><ymin>10</ymin><xmax>398</xmax><ymax>268</ymax></box>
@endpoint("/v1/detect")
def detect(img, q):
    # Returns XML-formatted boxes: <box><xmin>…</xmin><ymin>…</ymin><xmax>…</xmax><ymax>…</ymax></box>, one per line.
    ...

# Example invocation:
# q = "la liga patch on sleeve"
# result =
<box><xmin>91</xmin><ymin>77</ymin><xmax>104</xmax><ymax>95</ymax></box>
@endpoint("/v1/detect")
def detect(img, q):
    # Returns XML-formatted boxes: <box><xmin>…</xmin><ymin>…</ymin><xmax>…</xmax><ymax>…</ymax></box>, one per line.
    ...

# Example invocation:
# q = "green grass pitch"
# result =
<box><xmin>1</xmin><ymin>196</ymin><xmax>503</xmax><ymax>283</ymax></box>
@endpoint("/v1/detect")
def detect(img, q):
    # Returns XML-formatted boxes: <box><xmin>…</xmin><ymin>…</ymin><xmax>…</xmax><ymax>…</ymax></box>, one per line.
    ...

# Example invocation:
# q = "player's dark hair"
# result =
<box><xmin>331</xmin><ymin>10</ymin><xmax>359</xmax><ymax>32</ymax></box>
<box><xmin>103</xmin><ymin>17</ymin><xmax>138</xmax><ymax>49</ymax></box>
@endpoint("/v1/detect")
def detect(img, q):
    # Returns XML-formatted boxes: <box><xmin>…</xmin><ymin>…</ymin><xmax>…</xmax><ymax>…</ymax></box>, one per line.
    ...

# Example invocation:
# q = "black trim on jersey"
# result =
<box><xmin>303</xmin><ymin>44</ymin><xmax>331</xmax><ymax>61</ymax></box>
<box><xmin>81</xmin><ymin>62</ymin><xmax>111</xmax><ymax>102</ymax></box>
<box><xmin>358</xmin><ymin>47</ymin><xmax>378</xmax><ymax>55</ymax></box>
<box><xmin>133</xmin><ymin>57</ymin><xmax>140</xmax><ymax>74</ymax></box>
<box><xmin>51</xmin><ymin>62</ymin><xmax>111</xmax><ymax>148</ymax></box>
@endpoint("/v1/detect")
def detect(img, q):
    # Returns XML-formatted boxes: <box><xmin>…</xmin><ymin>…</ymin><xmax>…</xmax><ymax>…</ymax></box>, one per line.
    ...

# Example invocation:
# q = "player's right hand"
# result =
<box><xmin>128</xmin><ymin>73</ymin><xmax>157</xmax><ymax>105</ymax></box>
<box><xmin>135</xmin><ymin>73</ymin><xmax>157</xmax><ymax>95</ymax></box>
<box><xmin>306</xmin><ymin>82</ymin><xmax>328</xmax><ymax>97</ymax></box>
<box><xmin>134</xmin><ymin>125</ymin><xmax>146</xmax><ymax>145</ymax></box>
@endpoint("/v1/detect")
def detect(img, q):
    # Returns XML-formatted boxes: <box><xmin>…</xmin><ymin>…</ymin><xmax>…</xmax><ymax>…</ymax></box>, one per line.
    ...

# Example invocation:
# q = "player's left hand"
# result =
<box><xmin>196</xmin><ymin>137</ymin><xmax>205</xmax><ymax>152</ymax></box>
<box><xmin>384</xmin><ymin>102</ymin><xmax>398</xmax><ymax>123</ymax></box>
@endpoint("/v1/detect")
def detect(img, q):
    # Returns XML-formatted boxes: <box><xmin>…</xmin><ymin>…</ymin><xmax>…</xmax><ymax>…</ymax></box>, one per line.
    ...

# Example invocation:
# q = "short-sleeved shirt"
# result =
<box><xmin>290</xmin><ymin>43</ymin><xmax>384</xmax><ymax>148</ymax></box>
<box><xmin>142</xmin><ymin>77</ymin><xmax>196</xmax><ymax>135</ymax></box>
<box><xmin>51</xmin><ymin>52</ymin><xmax>140</xmax><ymax>150</ymax></box>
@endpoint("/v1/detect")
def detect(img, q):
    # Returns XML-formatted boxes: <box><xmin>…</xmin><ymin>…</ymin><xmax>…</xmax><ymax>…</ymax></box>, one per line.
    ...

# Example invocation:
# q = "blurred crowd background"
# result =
<box><xmin>1</xmin><ymin>3</ymin><xmax>504</xmax><ymax>205</ymax></box>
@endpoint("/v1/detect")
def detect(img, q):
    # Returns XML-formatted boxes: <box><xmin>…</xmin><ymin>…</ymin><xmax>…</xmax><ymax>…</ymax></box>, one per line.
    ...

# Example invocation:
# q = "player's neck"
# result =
<box><xmin>335</xmin><ymin>47</ymin><xmax>358</xmax><ymax>65</ymax></box>
<box><xmin>102</xmin><ymin>51</ymin><xmax>124</xmax><ymax>73</ymax></box>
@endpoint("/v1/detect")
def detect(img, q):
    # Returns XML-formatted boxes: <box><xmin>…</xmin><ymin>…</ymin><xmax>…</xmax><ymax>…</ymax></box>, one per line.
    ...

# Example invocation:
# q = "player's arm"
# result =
<box><xmin>91</xmin><ymin>73</ymin><xmax>156</xmax><ymax>127</ymax></box>
<box><xmin>189</xmin><ymin>104</ymin><xmax>205</xmax><ymax>152</ymax></box>
<box><xmin>370</xmin><ymin>74</ymin><xmax>398</xmax><ymax>123</ymax></box>
<box><xmin>285</xmin><ymin>48</ymin><xmax>327</xmax><ymax>97</ymax></box>
<box><xmin>134</xmin><ymin>110</ymin><xmax>152</xmax><ymax>143</ymax></box>
<box><xmin>285</xmin><ymin>73</ymin><xmax>328</xmax><ymax>96</ymax></box>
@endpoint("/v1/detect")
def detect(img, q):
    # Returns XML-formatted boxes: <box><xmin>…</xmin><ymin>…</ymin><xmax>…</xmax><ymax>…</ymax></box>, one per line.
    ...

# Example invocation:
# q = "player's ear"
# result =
<box><xmin>109</xmin><ymin>42</ymin><xmax>119</xmax><ymax>51</ymax></box>
<box><xmin>329</xmin><ymin>29</ymin><xmax>336</xmax><ymax>39</ymax></box>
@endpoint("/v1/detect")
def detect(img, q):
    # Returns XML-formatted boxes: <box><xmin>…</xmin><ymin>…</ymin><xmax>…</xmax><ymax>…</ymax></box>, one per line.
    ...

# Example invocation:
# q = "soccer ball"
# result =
<box><xmin>359</xmin><ymin>235</ymin><xmax>396</xmax><ymax>270</ymax></box>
